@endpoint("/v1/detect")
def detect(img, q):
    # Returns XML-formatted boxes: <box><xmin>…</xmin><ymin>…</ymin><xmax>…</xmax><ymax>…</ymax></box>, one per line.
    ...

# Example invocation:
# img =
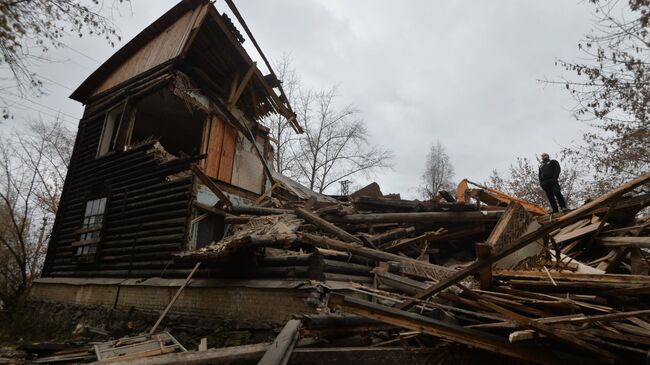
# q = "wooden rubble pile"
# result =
<box><xmin>169</xmin><ymin>171</ymin><xmax>650</xmax><ymax>365</ymax></box>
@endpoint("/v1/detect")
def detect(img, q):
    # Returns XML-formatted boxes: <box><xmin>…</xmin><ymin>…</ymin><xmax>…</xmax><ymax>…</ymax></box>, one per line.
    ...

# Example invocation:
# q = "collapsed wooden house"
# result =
<box><xmin>32</xmin><ymin>0</ymin><xmax>327</xmax><ymax>322</ymax></box>
<box><xmin>27</xmin><ymin>1</ymin><xmax>650</xmax><ymax>363</ymax></box>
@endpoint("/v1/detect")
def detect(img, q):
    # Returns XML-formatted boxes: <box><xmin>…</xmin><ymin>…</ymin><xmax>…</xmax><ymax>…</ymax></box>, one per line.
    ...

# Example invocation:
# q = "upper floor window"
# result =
<box><xmin>97</xmin><ymin>106</ymin><xmax>125</xmax><ymax>157</ymax></box>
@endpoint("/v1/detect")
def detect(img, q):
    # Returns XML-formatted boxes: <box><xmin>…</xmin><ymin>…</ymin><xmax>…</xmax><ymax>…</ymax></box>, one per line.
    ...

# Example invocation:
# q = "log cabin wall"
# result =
<box><xmin>42</xmin><ymin>0</ymin><xmax>301</xmax><ymax>279</ymax></box>
<box><xmin>42</xmin><ymin>110</ymin><xmax>198</xmax><ymax>278</ymax></box>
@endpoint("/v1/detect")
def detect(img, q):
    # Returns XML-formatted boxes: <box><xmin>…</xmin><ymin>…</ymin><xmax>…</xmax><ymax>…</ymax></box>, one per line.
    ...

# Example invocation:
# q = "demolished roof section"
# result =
<box><xmin>70</xmin><ymin>0</ymin><xmax>301</xmax><ymax>132</ymax></box>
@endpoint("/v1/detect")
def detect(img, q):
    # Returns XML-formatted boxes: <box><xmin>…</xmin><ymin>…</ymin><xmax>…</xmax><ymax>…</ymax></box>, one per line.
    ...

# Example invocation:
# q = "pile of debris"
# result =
<box><xmin>13</xmin><ymin>172</ymin><xmax>649</xmax><ymax>364</ymax></box>
<box><xmin>158</xmin><ymin>171</ymin><xmax>650</xmax><ymax>364</ymax></box>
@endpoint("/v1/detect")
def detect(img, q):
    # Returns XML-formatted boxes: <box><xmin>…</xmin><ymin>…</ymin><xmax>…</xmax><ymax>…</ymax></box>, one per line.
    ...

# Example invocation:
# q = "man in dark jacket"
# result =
<box><xmin>538</xmin><ymin>153</ymin><xmax>567</xmax><ymax>213</ymax></box>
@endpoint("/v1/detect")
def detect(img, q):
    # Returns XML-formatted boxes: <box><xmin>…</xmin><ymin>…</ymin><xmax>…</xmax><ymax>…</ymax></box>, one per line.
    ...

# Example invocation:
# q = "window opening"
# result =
<box><xmin>129</xmin><ymin>89</ymin><xmax>206</xmax><ymax>157</ymax></box>
<box><xmin>97</xmin><ymin>105</ymin><xmax>125</xmax><ymax>157</ymax></box>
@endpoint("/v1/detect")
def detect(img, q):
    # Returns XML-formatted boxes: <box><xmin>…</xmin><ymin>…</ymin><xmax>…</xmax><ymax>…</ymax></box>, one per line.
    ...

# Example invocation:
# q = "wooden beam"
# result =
<box><xmin>397</xmin><ymin>170</ymin><xmax>650</xmax><ymax>310</ymax></box>
<box><xmin>295</xmin><ymin>208</ymin><xmax>362</xmax><ymax>244</ymax></box>
<box><xmin>257</xmin><ymin>319</ymin><xmax>301</xmax><ymax>365</ymax></box>
<box><xmin>228</xmin><ymin>63</ymin><xmax>256</xmax><ymax>108</ymax></box>
<box><xmin>328</xmin><ymin>294</ymin><xmax>569</xmax><ymax>365</ymax></box>
<box><xmin>369</xmin><ymin>226</ymin><xmax>416</xmax><ymax>246</ymax></box>
<box><xmin>459</xmin><ymin>286</ymin><xmax>616</xmax><ymax>361</ymax></box>
<box><xmin>598</xmin><ymin>236</ymin><xmax>650</xmax><ymax>248</ymax></box>
<box><xmin>324</xmin><ymin>211</ymin><xmax>502</xmax><ymax>224</ymax></box>
<box><xmin>475</xmin><ymin>243</ymin><xmax>493</xmax><ymax>290</ymax></box>
<box><xmin>190</xmin><ymin>163</ymin><xmax>233</xmax><ymax>210</ymax></box>
<box><xmin>299</xmin><ymin>233</ymin><xmax>455</xmax><ymax>281</ymax></box>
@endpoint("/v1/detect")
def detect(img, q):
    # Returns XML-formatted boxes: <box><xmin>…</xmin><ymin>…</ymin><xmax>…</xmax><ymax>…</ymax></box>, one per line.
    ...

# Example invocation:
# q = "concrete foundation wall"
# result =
<box><xmin>29</xmin><ymin>279</ymin><xmax>318</xmax><ymax>324</ymax></box>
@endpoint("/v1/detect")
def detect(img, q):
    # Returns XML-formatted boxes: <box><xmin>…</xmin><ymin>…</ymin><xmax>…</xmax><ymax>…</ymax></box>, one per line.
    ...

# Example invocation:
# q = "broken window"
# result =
<box><xmin>73</xmin><ymin>197</ymin><xmax>107</xmax><ymax>262</ymax></box>
<box><xmin>97</xmin><ymin>105</ymin><xmax>126</xmax><ymax>157</ymax></box>
<box><xmin>189</xmin><ymin>186</ymin><xmax>226</xmax><ymax>250</ymax></box>
<box><xmin>129</xmin><ymin>89</ymin><xmax>206</xmax><ymax>157</ymax></box>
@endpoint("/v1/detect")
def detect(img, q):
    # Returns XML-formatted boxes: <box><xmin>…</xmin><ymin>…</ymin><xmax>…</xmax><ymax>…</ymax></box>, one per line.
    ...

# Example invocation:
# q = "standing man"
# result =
<box><xmin>538</xmin><ymin>153</ymin><xmax>567</xmax><ymax>213</ymax></box>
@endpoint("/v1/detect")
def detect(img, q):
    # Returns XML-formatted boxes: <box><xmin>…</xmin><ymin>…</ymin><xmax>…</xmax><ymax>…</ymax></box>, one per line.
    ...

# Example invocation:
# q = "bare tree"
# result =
<box><xmin>486</xmin><ymin>157</ymin><xmax>585</xmax><ymax>209</ymax></box>
<box><xmin>0</xmin><ymin>0</ymin><xmax>124</xmax><ymax>118</ymax></box>
<box><xmin>261</xmin><ymin>55</ymin><xmax>300</xmax><ymax>176</ymax></box>
<box><xmin>0</xmin><ymin>119</ymin><xmax>73</xmax><ymax>309</ymax></box>
<box><xmin>291</xmin><ymin>87</ymin><xmax>392</xmax><ymax>194</ymax></box>
<box><xmin>551</xmin><ymin>0</ymin><xmax>650</xmax><ymax>183</ymax></box>
<box><xmin>419</xmin><ymin>141</ymin><xmax>455</xmax><ymax>199</ymax></box>
<box><xmin>262</xmin><ymin>57</ymin><xmax>392</xmax><ymax>194</ymax></box>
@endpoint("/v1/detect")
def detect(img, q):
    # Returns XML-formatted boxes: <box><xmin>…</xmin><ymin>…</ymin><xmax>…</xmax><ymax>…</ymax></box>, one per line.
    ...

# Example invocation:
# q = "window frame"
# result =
<box><xmin>96</xmin><ymin>104</ymin><xmax>127</xmax><ymax>158</ymax></box>
<box><xmin>73</xmin><ymin>196</ymin><xmax>108</xmax><ymax>263</ymax></box>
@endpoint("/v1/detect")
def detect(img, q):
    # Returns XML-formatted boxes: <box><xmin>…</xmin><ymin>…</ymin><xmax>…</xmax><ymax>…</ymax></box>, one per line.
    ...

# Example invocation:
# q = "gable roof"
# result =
<box><xmin>70</xmin><ymin>0</ymin><xmax>205</xmax><ymax>103</ymax></box>
<box><xmin>70</xmin><ymin>0</ymin><xmax>301</xmax><ymax>131</ymax></box>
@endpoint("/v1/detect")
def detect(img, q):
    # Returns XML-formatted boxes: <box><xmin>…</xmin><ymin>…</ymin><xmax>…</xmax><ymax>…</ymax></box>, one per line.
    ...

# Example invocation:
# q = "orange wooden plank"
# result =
<box><xmin>217</xmin><ymin>123</ymin><xmax>237</xmax><ymax>183</ymax></box>
<box><xmin>205</xmin><ymin>117</ymin><xmax>224</xmax><ymax>178</ymax></box>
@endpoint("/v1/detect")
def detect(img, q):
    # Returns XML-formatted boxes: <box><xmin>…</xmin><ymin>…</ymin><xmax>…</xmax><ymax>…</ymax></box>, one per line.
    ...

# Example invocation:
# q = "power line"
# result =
<box><xmin>1</xmin><ymin>96</ymin><xmax>79</xmax><ymax>126</ymax></box>
<box><xmin>0</xmin><ymin>90</ymin><xmax>81</xmax><ymax>121</ymax></box>
<box><xmin>60</xmin><ymin>43</ymin><xmax>103</xmax><ymax>65</ymax></box>
<box><xmin>38</xmin><ymin>74</ymin><xmax>75</xmax><ymax>92</ymax></box>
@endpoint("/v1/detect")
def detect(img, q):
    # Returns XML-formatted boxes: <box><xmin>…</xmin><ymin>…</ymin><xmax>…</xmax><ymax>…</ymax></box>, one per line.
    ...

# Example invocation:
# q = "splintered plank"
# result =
<box><xmin>380</xmin><ymin>225</ymin><xmax>485</xmax><ymax>253</ymax></box>
<box><xmin>459</xmin><ymin>286</ymin><xmax>616</xmax><ymax>362</ymax></box>
<box><xmin>553</xmin><ymin>221</ymin><xmax>602</xmax><ymax>245</ymax></box>
<box><xmin>328</xmin><ymin>294</ymin><xmax>569</xmax><ymax>365</ymax></box>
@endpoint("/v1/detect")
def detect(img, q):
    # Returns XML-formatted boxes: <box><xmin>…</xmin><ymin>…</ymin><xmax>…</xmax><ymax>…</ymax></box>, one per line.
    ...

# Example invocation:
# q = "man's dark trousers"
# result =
<box><xmin>542</xmin><ymin>181</ymin><xmax>566</xmax><ymax>213</ymax></box>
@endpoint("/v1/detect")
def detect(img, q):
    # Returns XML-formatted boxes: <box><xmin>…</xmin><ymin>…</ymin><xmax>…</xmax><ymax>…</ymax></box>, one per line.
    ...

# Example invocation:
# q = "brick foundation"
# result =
<box><xmin>29</xmin><ymin>278</ymin><xmax>320</xmax><ymax>324</ymax></box>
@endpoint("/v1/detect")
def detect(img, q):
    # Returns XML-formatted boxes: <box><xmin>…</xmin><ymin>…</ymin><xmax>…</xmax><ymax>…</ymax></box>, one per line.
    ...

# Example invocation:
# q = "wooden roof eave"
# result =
<box><xmin>204</xmin><ymin>6</ymin><xmax>303</xmax><ymax>133</ymax></box>
<box><xmin>70</xmin><ymin>0</ymin><xmax>209</xmax><ymax>104</ymax></box>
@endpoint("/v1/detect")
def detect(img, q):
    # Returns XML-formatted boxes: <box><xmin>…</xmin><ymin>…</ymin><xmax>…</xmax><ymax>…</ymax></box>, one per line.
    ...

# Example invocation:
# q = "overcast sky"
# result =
<box><xmin>1</xmin><ymin>0</ymin><xmax>598</xmax><ymax>198</ymax></box>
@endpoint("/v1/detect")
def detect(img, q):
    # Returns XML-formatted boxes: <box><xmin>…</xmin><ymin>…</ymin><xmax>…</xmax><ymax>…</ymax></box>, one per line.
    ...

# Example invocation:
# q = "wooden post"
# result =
<box><xmin>475</xmin><ymin>243</ymin><xmax>492</xmax><ymax>290</ymax></box>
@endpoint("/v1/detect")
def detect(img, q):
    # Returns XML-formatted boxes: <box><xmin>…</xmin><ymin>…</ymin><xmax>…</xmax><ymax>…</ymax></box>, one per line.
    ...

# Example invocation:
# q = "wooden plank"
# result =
<box><xmin>324</xmin><ymin>211</ymin><xmax>502</xmax><ymax>224</ymax></box>
<box><xmin>598</xmin><ymin>236</ymin><xmax>650</xmax><ymax>248</ymax></box>
<box><xmin>295</xmin><ymin>207</ymin><xmax>362</xmax><ymax>244</ymax></box>
<box><xmin>205</xmin><ymin>117</ymin><xmax>225</xmax><ymax>178</ymax></box>
<box><xmin>257</xmin><ymin>319</ymin><xmax>301</xmax><ymax>365</ymax></box>
<box><xmin>494</xmin><ymin>270</ymin><xmax>650</xmax><ymax>284</ymax></box>
<box><xmin>87</xmin><ymin>342</ymin><xmax>271</xmax><ymax>365</ymax></box>
<box><xmin>375</xmin><ymin>271</ymin><xmax>429</xmax><ymax>295</ymax></box>
<box><xmin>553</xmin><ymin>221</ymin><xmax>602</xmax><ymax>245</ymax></box>
<box><xmin>462</xmin><ymin>287</ymin><xmax>616</xmax><ymax>361</ymax></box>
<box><xmin>328</xmin><ymin>294</ymin><xmax>569</xmax><ymax>365</ymax></box>
<box><xmin>389</xmin><ymin>225</ymin><xmax>484</xmax><ymax>253</ymax></box>
<box><xmin>92</xmin><ymin>9</ymin><xmax>196</xmax><ymax>96</ymax></box>
<box><xmin>368</xmin><ymin>226</ymin><xmax>416</xmax><ymax>246</ymax></box>
<box><xmin>217</xmin><ymin>124</ymin><xmax>237</xmax><ymax>183</ymax></box>
<box><xmin>397</xmin><ymin>170</ymin><xmax>650</xmax><ymax>310</ymax></box>
<box><xmin>190</xmin><ymin>164</ymin><xmax>233</xmax><ymax>209</ymax></box>
<box><xmin>149</xmin><ymin>262</ymin><xmax>201</xmax><ymax>335</ymax></box>
<box><xmin>229</xmin><ymin>63</ymin><xmax>256</xmax><ymax>107</ymax></box>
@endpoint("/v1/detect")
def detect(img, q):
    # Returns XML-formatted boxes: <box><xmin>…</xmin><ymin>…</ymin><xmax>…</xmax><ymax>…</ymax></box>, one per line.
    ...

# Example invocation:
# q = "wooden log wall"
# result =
<box><xmin>42</xmin><ymin>115</ymin><xmax>196</xmax><ymax>278</ymax></box>
<box><xmin>40</xmin><ymin>114</ymin><xmax>345</xmax><ymax>280</ymax></box>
